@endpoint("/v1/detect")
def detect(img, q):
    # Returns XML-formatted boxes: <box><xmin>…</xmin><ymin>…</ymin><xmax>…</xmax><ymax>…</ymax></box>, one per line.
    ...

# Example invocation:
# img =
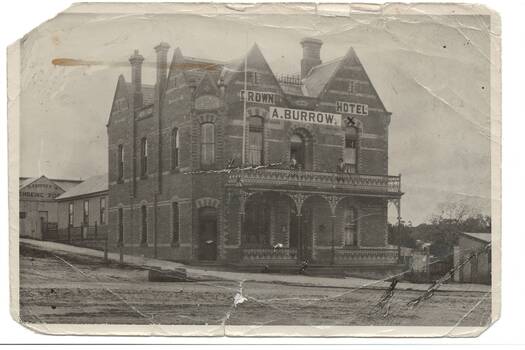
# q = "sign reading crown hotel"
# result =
<box><xmin>269</xmin><ymin>106</ymin><xmax>342</xmax><ymax>127</ymax></box>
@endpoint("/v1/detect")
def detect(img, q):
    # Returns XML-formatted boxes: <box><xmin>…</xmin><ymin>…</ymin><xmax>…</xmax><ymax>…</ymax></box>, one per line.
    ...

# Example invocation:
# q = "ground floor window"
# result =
<box><xmin>172</xmin><ymin>202</ymin><xmax>179</xmax><ymax>246</ymax></box>
<box><xmin>141</xmin><ymin>205</ymin><xmax>147</xmax><ymax>245</ymax></box>
<box><xmin>344</xmin><ymin>206</ymin><xmax>358</xmax><ymax>246</ymax></box>
<box><xmin>118</xmin><ymin>208</ymin><xmax>124</xmax><ymax>244</ymax></box>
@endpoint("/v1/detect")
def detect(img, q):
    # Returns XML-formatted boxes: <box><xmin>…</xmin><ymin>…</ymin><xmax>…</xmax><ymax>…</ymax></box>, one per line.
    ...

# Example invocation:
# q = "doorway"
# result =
<box><xmin>198</xmin><ymin>207</ymin><xmax>218</xmax><ymax>261</ymax></box>
<box><xmin>39</xmin><ymin>211</ymin><xmax>48</xmax><ymax>238</ymax></box>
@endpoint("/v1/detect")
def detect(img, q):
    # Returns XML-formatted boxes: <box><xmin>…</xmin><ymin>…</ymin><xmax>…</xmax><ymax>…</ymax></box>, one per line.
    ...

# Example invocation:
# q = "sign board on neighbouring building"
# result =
<box><xmin>269</xmin><ymin>106</ymin><xmax>342</xmax><ymax>127</ymax></box>
<box><xmin>239</xmin><ymin>90</ymin><xmax>277</xmax><ymax>105</ymax></box>
<box><xmin>336</xmin><ymin>101</ymin><xmax>368</xmax><ymax>116</ymax></box>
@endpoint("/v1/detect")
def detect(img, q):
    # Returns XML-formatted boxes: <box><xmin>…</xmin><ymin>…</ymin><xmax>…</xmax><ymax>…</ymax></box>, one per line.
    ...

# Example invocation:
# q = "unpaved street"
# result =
<box><xmin>19</xmin><ymin>244</ymin><xmax>491</xmax><ymax>326</ymax></box>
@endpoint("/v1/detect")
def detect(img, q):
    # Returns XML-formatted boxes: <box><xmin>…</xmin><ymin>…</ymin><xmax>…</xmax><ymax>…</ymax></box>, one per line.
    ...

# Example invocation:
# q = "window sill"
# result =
<box><xmin>171</xmin><ymin>241</ymin><xmax>180</xmax><ymax>248</ymax></box>
<box><xmin>170</xmin><ymin>168</ymin><xmax>180</xmax><ymax>174</ymax></box>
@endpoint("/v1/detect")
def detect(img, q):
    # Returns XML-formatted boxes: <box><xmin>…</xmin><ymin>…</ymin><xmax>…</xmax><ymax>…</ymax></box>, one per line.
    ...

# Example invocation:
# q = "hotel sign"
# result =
<box><xmin>269</xmin><ymin>106</ymin><xmax>341</xmax><ymax>127</ymax></box>
<box><xmin>240</xmin><ymin>90</ymin><xmax>276</xmax><ymax>105</ymax></box>
<box><xmin>336</xmin><ymin>101</ymin><xmax>368</xmax><ymax>116</ymax></box>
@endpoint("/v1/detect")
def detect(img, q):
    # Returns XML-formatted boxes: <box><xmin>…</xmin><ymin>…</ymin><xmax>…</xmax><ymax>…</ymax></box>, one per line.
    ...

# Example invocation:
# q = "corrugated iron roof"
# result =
<box><xmin>461</xmin><ymin>232</ymin><xmax>491</xmax><ymax>243</ymax></box>
<box><xmin>56</xmin><ymin>174</ymin><xmax>108</xmax><ymax>200</ymax></box>
<box><xmin>19</xmin><ymin>176</ymin><xmax>82</xmax><ymax>191</ymax></box>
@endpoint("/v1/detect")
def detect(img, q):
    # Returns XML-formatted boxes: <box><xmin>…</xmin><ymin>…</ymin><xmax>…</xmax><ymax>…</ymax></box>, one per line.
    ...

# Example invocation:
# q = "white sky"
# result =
<box><xmin>17</xmin><ymin>11</ymin><xmax>492</xmax><ymax>224</ymax></box>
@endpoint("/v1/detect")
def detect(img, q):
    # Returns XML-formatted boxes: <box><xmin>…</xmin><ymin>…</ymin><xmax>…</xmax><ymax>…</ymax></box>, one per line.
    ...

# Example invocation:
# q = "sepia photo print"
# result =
<box><xmin>8</xmin><ymin>3</ymin><xmax>501</xmax><ymax>337</ymax></box>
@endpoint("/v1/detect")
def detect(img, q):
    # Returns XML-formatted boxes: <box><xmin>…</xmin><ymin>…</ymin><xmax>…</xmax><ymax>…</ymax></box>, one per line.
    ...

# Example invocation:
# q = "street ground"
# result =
<box><xmin>18</xmin><ymin>243</ymin><xmax>492</xmax><ymax>326</ymax></box>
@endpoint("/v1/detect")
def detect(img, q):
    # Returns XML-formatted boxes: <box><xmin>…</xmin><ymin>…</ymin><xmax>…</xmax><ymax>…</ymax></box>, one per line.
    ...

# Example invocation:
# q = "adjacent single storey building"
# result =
<box><xmin>56</xmin><ymin>174</ymin><xmax>109</xmax><ymax>242</ymax></box>
<box><xmin>453</xmin><ymin>232</ymin><xmax>491</xmax><ymax>285</ymax></box>
<box><xmin>19</xmin><ymin>175</ymin><xmax>82</xmax><ymax>239</ymax></box>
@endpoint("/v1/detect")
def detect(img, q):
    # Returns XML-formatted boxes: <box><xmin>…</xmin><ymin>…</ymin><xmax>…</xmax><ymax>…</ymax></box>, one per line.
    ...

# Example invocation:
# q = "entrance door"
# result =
<box><xmin>198</xmin><ymin>207</ymin><xmax>218</xmax><ymax>261</ymax></box>
<box><xmin>39</xmin><ymin>211</ymin><xmax>48</xmax><ymax>238</ymax></box>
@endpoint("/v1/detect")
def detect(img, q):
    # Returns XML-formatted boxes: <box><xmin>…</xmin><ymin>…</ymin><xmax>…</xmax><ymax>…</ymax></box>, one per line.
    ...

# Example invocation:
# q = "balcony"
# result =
<box><xmin>226</xmin><ymin>168</ymin><xmax>401</xmax><ymax>195</ymax></box>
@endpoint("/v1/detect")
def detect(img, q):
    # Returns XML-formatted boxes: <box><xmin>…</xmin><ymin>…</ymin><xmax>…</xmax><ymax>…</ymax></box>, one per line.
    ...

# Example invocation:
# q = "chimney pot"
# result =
<box><xmin>300</xmin><ymin>37</ymin><xmax>323</xmax><ymax>78</ymax></box>
<box><xmin>129</xmin><ymin>49</ymin><xmax>145</xmax><ymax>109</ymax></box>
<box><xmin>154</xmin><ymin>42</ymin><xmax>171</xmax><ymax>95</ymax></box>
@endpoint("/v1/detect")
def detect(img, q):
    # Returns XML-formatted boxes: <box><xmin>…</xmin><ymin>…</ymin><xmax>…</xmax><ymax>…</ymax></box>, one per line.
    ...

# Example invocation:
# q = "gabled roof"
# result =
<box><xmin>303</xmin><ymin>58</ymin><xmax>344</xmax><ymax>97</ymax></box>
<box><xmin>460</xmin><ymin>232</ymin><xmax>491</xmax><ymax>243</ymax></box>
<box><xmin>56</xmin><ymin>174</ymin><xmax>108</xmax><ymax>200</ymax></box>
<box><xmin>19</xmin><ymin>176</ymin><xmax>82</xmax><ymax>191</ymax></box>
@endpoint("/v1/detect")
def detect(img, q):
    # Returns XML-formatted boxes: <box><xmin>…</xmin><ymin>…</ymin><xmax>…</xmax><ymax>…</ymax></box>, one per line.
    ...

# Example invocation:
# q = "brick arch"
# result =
<box><xmin>286</xmin><ymin>124</ymin><xmax>317</xmax><ymax>144</ymax></box>
<box><xmin>246</xmin><ymin>107</ymin><xmax>268</xmax><ymax>119</ymax></box>
<box><xmin>195</xmin><ymin>197</ymin><xmax>220</xmax><ymax>209</ymax></box>
<box><xmin>197</xmin><ymin>113</ymin><xmax>217</xmax><ymax>124</ymax></box>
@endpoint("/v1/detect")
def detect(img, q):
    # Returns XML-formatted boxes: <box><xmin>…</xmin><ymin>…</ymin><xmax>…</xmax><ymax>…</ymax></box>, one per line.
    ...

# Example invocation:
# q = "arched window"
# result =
<box><xmin>248</xmin><ymin>116</ymin><xmax>264</xmax><ymax>165</ymax></box>
<box><xmin>141</xmin><ymin>205</ymin><xmax>147</xmax><ymax>245</ymax></box>
<box><xmin>140</xmin><ymin>137</ymin><xmax>148</xmax><ymax>177</ymax></box>
<box><xmin>344</xmin><ymin>127</ymin><xmax>358</xmax><ymax>173</ymax></box>
<box><xmin>200</xmin><ymin>123</ymin><xmax>215</xmax><ymax>167</ymax></box>
<box><xmin>171</xmin><ymin>127</ymin><xmax>179</xmax><ymax>170</ymax></box>
<box><xmin>344</xmin><ymin>206</ymin><xmax>358</xmax><ymax>246</ymax></box>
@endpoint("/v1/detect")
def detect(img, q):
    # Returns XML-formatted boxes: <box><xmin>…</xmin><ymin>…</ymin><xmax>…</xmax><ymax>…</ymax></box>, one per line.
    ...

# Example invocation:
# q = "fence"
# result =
<box><xmin>54</xmin><ymin>223</ymin><xmax>108</xmax><ymax>251</ymax></box>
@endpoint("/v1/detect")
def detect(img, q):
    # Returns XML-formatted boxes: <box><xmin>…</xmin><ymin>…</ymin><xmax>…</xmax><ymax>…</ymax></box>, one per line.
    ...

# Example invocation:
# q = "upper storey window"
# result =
<box><xmin>344</xmin><ymin>127</ymin><xmax>358</xmax><ymax>173</ymax></box>
<box><xmin>200</xmin><ymin>123</ymin><xmax>215</xmax><ymax>168</ymax></box>
<box><xmin>171</xmin><ymin>127</ymin><xmax>179</xmax><ymax>170</ymax></box>
<box><xmin>140</xmin><ymin>137</ymin><xmax>148</xmax><ymax>177</ymax></box>
<box><xmin>348</xmin><ymin>80</ymin><xmax>358</xmax><ymax>94</ymax></box>
<box><xmin>248</xmin><ymin>116</ymin><xmax>264</xmax><ymax>166</ymax></box>
<box><xmin>246</xmin><ymin>71</ymin><xmax>260</xmax><ymax>85</ymax></box>
<box><xmin>117</xmin><ymin>144</ymin><xmax>124</xmax><ymax>182</ymax></box>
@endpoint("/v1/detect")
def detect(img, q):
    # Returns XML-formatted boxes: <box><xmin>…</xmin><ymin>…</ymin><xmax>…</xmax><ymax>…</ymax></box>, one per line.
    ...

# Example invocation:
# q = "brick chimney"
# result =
<box><xmin>300</xmin><ymin>37</ymin><xmax>323</xmax><ymax>78</ymax></box>
<box><xmin>129</xmin><ymin>49</ymin><xmax>144</xmax><ymax>109</ymax></box>
<box><xmin>154</xmin><ymin>42</ymin><xmax>170</xmax><ymax>95</ymax></box>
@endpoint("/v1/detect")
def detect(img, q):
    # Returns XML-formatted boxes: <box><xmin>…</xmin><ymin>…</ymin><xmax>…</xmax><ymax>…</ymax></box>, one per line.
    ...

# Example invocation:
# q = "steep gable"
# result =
<box><xmin>223</xmin><ymin>43</ymin><xmax>288</xmax><ymax>104</ymax></box>
<box><xmin>107</xmin><ymin>75</ymin><xmax>131</xmax><ymax>126</ymax></box>
<box><xmin>317</xmin><ymin>48</ymin><xmax>389</xmax><ymax>113</ymax></box>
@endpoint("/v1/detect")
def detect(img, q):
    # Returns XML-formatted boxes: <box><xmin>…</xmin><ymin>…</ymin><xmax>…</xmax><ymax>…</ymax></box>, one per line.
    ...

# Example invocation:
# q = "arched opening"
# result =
<box><xmin>299</xmin><ymin>195</ymin><xmax>333</xmax><ymax>262</ymax></box>
<box><xmin>242</xmin><ymin>192</ymin><xmax>297</xmax><ymax>250</ymax></box>
<box><xmin>290</xmin><ymin>129</ymin><xmax>313</xmax><ymax>170</ymax></box>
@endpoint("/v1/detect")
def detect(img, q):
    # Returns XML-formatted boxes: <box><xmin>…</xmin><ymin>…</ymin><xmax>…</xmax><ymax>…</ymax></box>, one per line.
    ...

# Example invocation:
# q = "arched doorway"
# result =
<box><xmin>198</xmin><ymin>207</ymin><xmax>218</xmax><ymax>260</ymax></box>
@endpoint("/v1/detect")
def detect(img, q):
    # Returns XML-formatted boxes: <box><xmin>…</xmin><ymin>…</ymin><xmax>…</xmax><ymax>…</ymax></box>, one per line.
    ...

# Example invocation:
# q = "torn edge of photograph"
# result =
<box><xmin>7</xmin><ymin>2</ymin><xmax>501</xmax><ymax>337</ymax></box>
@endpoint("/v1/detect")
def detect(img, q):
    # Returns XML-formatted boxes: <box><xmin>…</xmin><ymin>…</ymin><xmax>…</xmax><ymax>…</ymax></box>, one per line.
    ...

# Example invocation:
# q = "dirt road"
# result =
<box><xmin>18</xmin><ymin>244</ymin><xmax>491</xmax><ymax>326</ymax></box>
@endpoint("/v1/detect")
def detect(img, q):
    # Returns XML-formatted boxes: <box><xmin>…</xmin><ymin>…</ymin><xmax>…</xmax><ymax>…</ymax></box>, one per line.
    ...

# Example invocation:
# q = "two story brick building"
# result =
<box><xmin>106</xmin><ymin>38</ymin><xmax>403</xmax><ymax>269</ymax></box>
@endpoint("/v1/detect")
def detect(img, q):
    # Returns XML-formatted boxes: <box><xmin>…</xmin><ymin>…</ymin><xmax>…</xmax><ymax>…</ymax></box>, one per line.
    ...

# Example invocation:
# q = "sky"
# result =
<box><xmin>16</xmin><ymin>8</ymin><xmax>493</xmax><ymax>224</ymax></box>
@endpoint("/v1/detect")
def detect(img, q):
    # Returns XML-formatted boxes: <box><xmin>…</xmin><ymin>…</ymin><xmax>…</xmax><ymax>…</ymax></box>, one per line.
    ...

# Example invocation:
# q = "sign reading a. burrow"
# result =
<box><xmin>269</xmin><ymin>106</ymin><xmax>342</xmax><ymax>127</ymax></box>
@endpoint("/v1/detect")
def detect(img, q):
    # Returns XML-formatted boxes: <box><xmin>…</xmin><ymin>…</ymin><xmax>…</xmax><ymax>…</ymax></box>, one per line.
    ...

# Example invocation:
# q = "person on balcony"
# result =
<box><xmin>290</xmin><ymin>155</ymin><xmax>298</xmax><ymax>169</ymax></box>
<box><xmin>336</xmin><ymin>158</ymin><xmax>345</xmax><ymax>182</ymax></box>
